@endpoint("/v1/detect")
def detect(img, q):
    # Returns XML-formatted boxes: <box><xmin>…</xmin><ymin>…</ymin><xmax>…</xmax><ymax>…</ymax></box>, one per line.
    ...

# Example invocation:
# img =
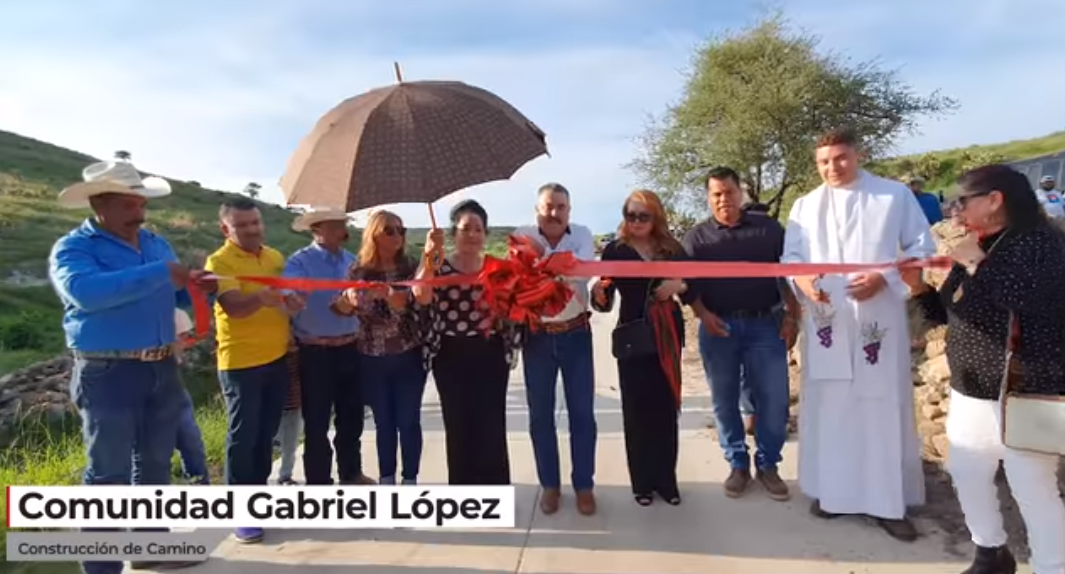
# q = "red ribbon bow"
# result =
<box><xmin>479</xmin><ymin>235</ymin><xmax>577</xmax><ymax>330</ymax></box>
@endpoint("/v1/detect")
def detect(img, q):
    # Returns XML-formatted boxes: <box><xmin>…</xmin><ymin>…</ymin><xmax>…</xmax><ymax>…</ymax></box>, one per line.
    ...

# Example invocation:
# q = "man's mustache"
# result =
<box><xmin>125</xmin><ymin>219</ymin><xmax>145</xmax><ymax>227</ymax></box>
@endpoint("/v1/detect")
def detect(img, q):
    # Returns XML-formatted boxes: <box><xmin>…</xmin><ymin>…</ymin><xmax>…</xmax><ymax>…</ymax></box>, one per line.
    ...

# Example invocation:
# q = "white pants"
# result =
<box><xmin>946</xmin><ymin>390</ymin><xmax>1065</xmax><ymax>574</ymax></box>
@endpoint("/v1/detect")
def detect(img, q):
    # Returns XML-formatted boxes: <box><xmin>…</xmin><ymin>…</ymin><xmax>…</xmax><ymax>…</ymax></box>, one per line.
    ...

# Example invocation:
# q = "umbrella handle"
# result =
<box><xmin>427</xmin><ymin>203</ymin><xmax>444</xmax><ymax>271</ymax></box>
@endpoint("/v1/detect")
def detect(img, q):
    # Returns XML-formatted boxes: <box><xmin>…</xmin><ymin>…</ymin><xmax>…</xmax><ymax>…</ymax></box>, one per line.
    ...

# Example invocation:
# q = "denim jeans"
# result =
<box><xmin>698</xmin><ymin>316</ymin><xmax>789</xmax><ymax>471</ymax></box>
<box><xmin>218</xmin><ymin>356</ymin><xmax>288</xmax><ymax>486</ymax></box>
<box><xmin>739</xmin><ymin>365</ymin><xmax>756</xmax><ymax>416</ymax></box>
<box><xmin>521</xmin><ymin>324</ymin><xmax>597</xmax><ymax>490</ymax></box>
<box><xmin>274</xmin><ymin>409</ymin><xmax>302</xmax><ymax>482</ymax></box>
<box><xmin>362</xmin><ymin>347</ymin><xmax>427</xmax><ymax>482</ymax></box>
<box><xmin>70</xmin><ymin>356</ymin><xmax>188</xmax><ymax>574</ymax></box>
<box><xmin>299</xmin><ymin>344</ymin><xmax>365</xmax><ymax>484</ymax></box>
<box><xmin>132</xmin><ymin>390</ymin><xmax>209</xmax><ymax>485</ymax></box>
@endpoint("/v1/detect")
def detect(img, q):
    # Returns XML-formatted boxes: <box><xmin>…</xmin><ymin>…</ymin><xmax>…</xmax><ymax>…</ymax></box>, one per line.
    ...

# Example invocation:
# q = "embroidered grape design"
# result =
<box><xmin>817</xmin><ymin>326</ymin><xmax>833</xmax><ymax>348</ymax></box>
<box><xmin>863</xmin><ymin>341</ymin><xmax>881</xmax><ymax>365</ymax></box>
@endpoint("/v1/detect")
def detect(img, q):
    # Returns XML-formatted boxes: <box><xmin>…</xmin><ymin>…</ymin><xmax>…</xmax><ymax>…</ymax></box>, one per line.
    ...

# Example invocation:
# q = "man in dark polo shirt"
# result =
<box><xmin>683</xmin><ymin>166</ymin><xmax>800</xmax><ymax>502</ymax></box>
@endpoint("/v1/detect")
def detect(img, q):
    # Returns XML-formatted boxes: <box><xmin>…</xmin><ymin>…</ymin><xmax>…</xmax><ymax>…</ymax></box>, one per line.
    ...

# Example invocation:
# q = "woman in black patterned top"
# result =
<box><xmin>903</xmin><ymin>165</ymin><xmax>1065</xmax><ymax>574</ymax></box>
<box><xmin>412</xmin><ymin>200</ymin><xmax>522</xmax><ymax>485</ymax></box>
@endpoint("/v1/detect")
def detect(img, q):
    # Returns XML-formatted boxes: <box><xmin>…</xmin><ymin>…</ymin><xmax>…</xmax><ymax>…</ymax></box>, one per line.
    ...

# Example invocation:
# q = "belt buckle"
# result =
<box><xmin>139</xmin><ymin>347</ymin><xmax>166</xmax><ymax>361</ymax></box>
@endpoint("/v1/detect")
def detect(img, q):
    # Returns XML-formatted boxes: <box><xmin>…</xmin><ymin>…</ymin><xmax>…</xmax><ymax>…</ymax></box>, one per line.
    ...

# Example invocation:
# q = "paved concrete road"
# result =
<box><xmin>158</xmin><ymin>308</ymin><xmax>976</xmax><ymax>574</ymax></box>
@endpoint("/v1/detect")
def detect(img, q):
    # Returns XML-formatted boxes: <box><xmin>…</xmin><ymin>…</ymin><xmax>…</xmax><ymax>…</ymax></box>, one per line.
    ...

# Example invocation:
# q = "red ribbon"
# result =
<box><xmin>185</xmin><ymin>236</ymin><xmax>951</xmax><ymax>340</ymax></box>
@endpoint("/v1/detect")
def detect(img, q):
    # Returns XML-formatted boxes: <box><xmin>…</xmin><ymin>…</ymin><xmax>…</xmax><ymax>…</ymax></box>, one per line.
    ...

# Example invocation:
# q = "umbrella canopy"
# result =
<box><xmin>280</xmin><ymin>80</ymin><xmax>548</xmax><ymax>212</ymax></box>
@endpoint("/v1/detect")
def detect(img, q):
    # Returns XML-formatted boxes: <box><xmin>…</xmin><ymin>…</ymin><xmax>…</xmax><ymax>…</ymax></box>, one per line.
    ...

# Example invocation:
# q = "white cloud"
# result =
<box><xmin>0</xmin><ymin>3</ymin><xmax>695</xmax><ymax>233</ymax></box>
<box><xmin>2</xmin><ymin>0</ymin><xmax>1065</xmax><ymax>234</ymax></box>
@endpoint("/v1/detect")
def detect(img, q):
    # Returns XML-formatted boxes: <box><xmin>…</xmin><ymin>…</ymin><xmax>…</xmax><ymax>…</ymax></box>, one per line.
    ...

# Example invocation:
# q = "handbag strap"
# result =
<box><xmin>1000</xmin><ymin>311</ymin><xmax>1021</xmax><ymax>398</ymax></box>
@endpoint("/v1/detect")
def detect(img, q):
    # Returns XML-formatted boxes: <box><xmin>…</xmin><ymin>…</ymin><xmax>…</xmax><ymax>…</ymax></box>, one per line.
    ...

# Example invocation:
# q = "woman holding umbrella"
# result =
<box><xmin>413</xmin><ymin>200</ymin><xmax>522</xmax><ymax>485</ymax></box>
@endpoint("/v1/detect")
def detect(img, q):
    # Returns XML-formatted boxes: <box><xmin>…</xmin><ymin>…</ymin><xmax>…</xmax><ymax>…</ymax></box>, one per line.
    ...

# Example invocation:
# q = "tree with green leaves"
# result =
<box><xmin>113</xmin><ymin>150</ymin><xmax>131</xmax><ymax>162</ymax></box>
<box><xmin>243</xmin><ymin>182</ymin><xmax>261</xmax><ymax>200</ymax></box>
<box><xmin>632</xmin><ymin>11</ymin><xmax>958</xmax><ymax>221</ymax></box>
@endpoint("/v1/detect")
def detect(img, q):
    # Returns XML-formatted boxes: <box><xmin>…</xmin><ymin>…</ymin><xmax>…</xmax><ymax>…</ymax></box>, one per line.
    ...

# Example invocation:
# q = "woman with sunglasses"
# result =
<box><xmin>333</xmin><ymin>210</ymin><xmax>428</xmax><ymax>485</ymax></box>
<box><xmin>412</xmin><ymin>200</ymin><xmax>521</xmax><ymax>485</ymax></box>
<box><xmin>591</xmin><ymin>189</ymin><xmax>689</xmax><ymax>506</ymax></box>
<box><xmin>903</xmin><ymin>165</ymin><xmax>1065</xmax><ymax>574</ymax></box>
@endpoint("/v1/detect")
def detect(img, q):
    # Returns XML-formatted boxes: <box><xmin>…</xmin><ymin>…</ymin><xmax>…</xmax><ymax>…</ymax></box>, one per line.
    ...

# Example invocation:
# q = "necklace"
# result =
<box><xmin>954</xmin><ymin>230</ymin><xmax>1009</xmax><ymax>302</ymax></box>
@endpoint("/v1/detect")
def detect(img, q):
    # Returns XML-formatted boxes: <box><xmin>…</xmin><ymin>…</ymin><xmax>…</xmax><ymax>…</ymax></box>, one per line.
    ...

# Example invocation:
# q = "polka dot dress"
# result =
<box><xmin>421</xmin><ymin>261</ymin><xmax>523</xmax><ymax>371</ymax></box>
<box><xmin>915</xmin><ymin>224</ymin><xmax>1065</xmax><ymax>399</ymax></box>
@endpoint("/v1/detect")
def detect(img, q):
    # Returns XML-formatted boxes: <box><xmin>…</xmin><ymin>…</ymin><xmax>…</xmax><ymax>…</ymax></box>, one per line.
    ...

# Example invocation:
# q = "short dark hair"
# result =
<box><xmin>957</xmin><ymin>164</ymin><xmax>1045</xmax><ymax>232</ymax></box>
<box><xmin>219</xmin><ymin>197</ymin><xmax>259</xmax><ymax>219</ymax></box>
<box><xmin>816</xmin><ymin>127</ymin><xmax>859</xmax><ymax>149</ymax></box>
<box><xmin>706</xmin><ymin>166</ymin><xmax>741</xmax><ymax>188</ymax></box>
<box><xmin>538</xmin><ymin>182</ymin><xmax>569</xmax><ymax>197</ymax></box>
<box><xmin>450</xmin><ymin>199</ymin><xmax>489</xmax><ymax>232</ymax></box>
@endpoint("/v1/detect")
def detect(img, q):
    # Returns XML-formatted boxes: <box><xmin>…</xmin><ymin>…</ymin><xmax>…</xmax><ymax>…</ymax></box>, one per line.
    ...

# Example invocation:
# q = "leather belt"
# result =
<box><xmin>540</xmin><ymin>312</ymin><xmax>591</xmax><ymax>334</ymax></box>
<box><xmin>73</xmin><ymin>345</ymin><xmax>175</xmax><ymax>362</ymax></box>
<box><xmin>298</xmin><ymin>333</ymin><xmax>358</xmax><ymax>347</ymax></box>
<box><xmin>718</xmin><ymin>304</ymin><xmax>784</xmax><ymax>320</ymax></box>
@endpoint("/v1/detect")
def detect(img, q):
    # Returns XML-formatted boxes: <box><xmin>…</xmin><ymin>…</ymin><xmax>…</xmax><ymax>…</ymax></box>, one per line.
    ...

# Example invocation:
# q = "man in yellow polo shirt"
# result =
<box><xmin>204</xmin><ymin>197</ymin><xmax>303</xmax><ymax>545</ymax></box>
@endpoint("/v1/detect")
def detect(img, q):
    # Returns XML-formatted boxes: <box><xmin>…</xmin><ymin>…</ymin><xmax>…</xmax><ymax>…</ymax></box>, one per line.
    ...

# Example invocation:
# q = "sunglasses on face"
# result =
<box><xmin>947</xmin><ymin>190</ymin><xmax>992</xmax><ymax>212</ymax></box>
<box><xmin>382</xmin><ymin>225</ymin><xmax>406</xmax><ymax>237</ymax></box>
<box><xmin>624</xmin><ymin>211</ymin><xmax>652</xmax><ymax>224</ymax></box>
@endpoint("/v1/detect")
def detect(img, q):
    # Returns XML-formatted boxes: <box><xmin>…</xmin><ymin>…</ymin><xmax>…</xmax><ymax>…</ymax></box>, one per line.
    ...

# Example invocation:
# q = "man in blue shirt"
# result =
<box><xmin>48</xmin><ymin>161</ymin><xmax>215</xmax><ymax>574</ymax></box>
<box><xmin>283</xmin><ymin>208</ymin><xmax>373</xmax><ymax>485</ymax></box>
<box><xmin>906</xmin><ymin>175</ymin><xmax>944</xmax><ymax>225</ymax></box>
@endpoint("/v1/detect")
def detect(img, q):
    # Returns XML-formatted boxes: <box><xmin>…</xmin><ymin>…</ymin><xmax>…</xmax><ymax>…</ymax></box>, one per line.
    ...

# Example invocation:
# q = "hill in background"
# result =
<box><xmin>2</xmin><ymin>127</ymin><xmax>1064</xmax><ymax>374</ymax></box>
<box><xmin>0</xmin><ymin>129</ymin><xmax>513</xmax><ymax>373</ymax></box>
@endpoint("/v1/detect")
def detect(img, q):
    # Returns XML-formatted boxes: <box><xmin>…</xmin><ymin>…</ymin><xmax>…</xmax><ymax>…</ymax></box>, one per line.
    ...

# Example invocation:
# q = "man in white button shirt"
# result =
<box><xmin>514</xmin><ymin>183</ymin><xmax>599</xmax><ymax>516</ymax></box>
<box><xmin>1036</xmin><ymin>175</ymin><xmax>1065</xmax><ymax>219</ymax></box>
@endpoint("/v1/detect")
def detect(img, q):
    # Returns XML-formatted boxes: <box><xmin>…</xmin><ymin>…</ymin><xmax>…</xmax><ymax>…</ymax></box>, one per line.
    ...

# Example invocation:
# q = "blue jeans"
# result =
<box><xmin>70</xmin><ymin>356</ymin><xmax>188</xmax><ymax>574</ymax></box>
<box><xmin>362</xmin><ymin>347</ymin><xmax>427</xmax><ymax>482</ymax></box>
<box><xmin>698</xmin><ymin>316</ymin><xmax>789</xmax><ymax>472</ymax></box>
<box><xmin>132</xmin><ymin>390</ymin><xmax>209</xmax><ymax>485</ymax></box>
<box><xmin>274</xmin><ymin>409</ymin><xmax>302</xmax><ymax>482</ymax></box>
<box><xmin>739</xmin><ymin>366</ymin><xmax>756</xmax><ymax>416</ymax></box>
<box><xmin>522</xmin><ymin>324</ymin><xmax>597</xmax><ymax>490</ymax></box>
<box><xmin>218</xmin><ymin>356</ymin><xmax>288</xmax><ymax>486</ymax></box>
<box><xmin>298</xmin><ymin>344</ymin><xmax>365</xmax><ymax>484</ymax></box>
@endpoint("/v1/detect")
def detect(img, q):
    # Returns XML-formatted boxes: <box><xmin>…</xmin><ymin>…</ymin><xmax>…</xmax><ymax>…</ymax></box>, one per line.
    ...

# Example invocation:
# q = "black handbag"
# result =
<box><xmin>610</xmin><ymin>282</ymin><xmax>659</xmax><ymax>360</ymax></box>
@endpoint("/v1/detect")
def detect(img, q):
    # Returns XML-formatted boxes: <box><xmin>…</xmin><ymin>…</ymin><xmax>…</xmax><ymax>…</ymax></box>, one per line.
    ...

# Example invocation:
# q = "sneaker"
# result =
<box><xmin>234</xmin><ymin>527</ymin><xmax>263</xmax><ymax>544</ymax></box>
<box><xmin>723</xmin><ymin>469</ymin><xmax>751</xmax><ymax>498</ymax></box>
<box><xmin>756</xmin><ymin>468</ymin><xmax>790</xmax><ymax>501</ymax></box>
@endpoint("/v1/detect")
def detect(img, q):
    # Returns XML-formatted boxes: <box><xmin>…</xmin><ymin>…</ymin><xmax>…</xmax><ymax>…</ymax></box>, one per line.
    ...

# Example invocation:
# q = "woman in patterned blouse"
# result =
<box><xmin>333</xmin><ymin>210</ymin><xmax>427</xmax><ymax>485</ymax></box>
<box><xmin>905</xmin><ymin>165</ymin><xmax>1065</xmax><ymax>574</ymax></box>
<box><xmin>412</xmin><ymin>200</ymin><xmax>522</xmax><ymax>485</ymax></box>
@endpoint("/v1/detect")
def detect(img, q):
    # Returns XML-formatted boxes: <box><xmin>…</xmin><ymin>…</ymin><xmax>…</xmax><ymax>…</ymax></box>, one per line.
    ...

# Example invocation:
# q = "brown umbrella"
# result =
<box><xmin>279</xmin><ymin>64</ymin><xmax>548</xmax><ymax>219</ymax></box>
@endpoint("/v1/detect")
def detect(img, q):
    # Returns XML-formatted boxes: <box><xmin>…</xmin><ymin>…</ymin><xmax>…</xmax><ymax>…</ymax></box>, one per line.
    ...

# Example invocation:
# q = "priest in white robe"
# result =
<box><xmin>782</xmin><ymin>128</ymin><xmax>934</xmax><ymax>542</ymax></box>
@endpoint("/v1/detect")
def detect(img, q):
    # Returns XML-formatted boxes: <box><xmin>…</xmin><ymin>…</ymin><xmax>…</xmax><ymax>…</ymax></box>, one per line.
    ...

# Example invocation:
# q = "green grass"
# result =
<box><xmin>0</xmin><ymin>371</ymin><xmax>229</xmax><ymax>574</ymax></box>
<box><xmin>870</xmin><ymin>130</ymin><xmax>1065</xmax><ymax>192</ymax></box>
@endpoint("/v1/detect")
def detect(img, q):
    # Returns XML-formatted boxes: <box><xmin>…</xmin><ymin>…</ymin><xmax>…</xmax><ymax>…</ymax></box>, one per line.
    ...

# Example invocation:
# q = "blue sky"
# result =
<box><xmin>2</xmin><ymin>0</ymin><xmax>1064</xmax><ymax>233</ymax></box>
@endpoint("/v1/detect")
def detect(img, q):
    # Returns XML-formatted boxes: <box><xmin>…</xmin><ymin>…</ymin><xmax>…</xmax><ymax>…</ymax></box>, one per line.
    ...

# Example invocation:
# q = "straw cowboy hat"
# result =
<box><xmin>292</xmin><ymin>206</ymin><xmax>349</xmax><ymax>232</ymax></box>
<box><xmin>58</xmin><ymin>161</ymin><xmax>172</xmax><ymax>209</ymax></box>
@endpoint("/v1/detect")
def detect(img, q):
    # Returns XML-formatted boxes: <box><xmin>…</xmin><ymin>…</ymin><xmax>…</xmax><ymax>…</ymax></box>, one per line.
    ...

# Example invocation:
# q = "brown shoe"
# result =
<box><xmin>341</xmin><ymin>474</ymin><xmax>377</xmax><ymax>485</ymax></box>
<box><xmin>539</xmin><ymin>488</ymin><xmax>560</xmax><ymax>515</ymax></box>
<box><xmin>810</xmin><ymin>499</ymin><xmax>842</xmax><ymax>519</ymax></box>
<box><xmin>877</xmin><ymin>517</ymin><xmax>918</xmax><ymax>542</ymax></box>
<box><xmin>743</xmin><ymin>414</ymin><xmax>756</xmax><ymax>436</ymax></box>
<box><xmin>755</xmin><ymin>468</ymin><xmax>790</xmax><ymax>501</ymax></box>
<box><xmin>723</xmin><ymin>469</ymin><xmax>751</xmax><ymax>498</ymax></box>
<box><xmin>575</xmin><ymin>489</ymin><xmax>597</xmax><ymax>516</ymax></box>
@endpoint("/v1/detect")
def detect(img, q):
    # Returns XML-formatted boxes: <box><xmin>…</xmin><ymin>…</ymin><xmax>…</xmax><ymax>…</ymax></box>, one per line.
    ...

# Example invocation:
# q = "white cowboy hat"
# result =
<box><xmin>175</xmin><ymin>309</ymin><xmax>193</xmax><ymax>336</ymax></box>
<box><xmin>1041</xmin><ymin>175</ymin><xmax>1056</xmax><ymax>183</ymax></box>
<box><xmin>292</xmin><ymin>206</ymin><xmax>349</xmax><ymax>232</ymax></box>
<box><xmin>58</xmin><ymin>161</ymin><xmax>172</xmax><ymax>209</ymax></box>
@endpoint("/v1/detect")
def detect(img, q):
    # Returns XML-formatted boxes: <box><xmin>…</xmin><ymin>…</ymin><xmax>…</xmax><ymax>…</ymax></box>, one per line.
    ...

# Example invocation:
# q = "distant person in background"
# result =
<box><xmin>167</xmin><ymin>309</ymin><xmax>210</xmax><ymax>486</ymax></box>
<box><xmin>49</xmin><ymin>161</ymin><xmax>214</xmax><ymax>574</ymax></box>
<box><xmin>1036</xmin><ymin>175</ymin><xmax>1065</xmax><ymax>219</ymax></box>
<box><xmin>273</xmin><ymin>344</ymin><xmax>302</xmax><ymax>485</ymax></box>
<box><xmin>906</xmin><ymin>175</ymin><xmax>944</xmax><ymax>225</ymax></box>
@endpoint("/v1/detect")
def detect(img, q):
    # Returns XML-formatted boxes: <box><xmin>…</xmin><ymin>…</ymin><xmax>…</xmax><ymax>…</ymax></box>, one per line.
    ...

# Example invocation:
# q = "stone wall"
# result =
<box><xmin>0</xmin><ymin>356</ymin><xmax>77</xmax><ymax>447</ymax></box>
